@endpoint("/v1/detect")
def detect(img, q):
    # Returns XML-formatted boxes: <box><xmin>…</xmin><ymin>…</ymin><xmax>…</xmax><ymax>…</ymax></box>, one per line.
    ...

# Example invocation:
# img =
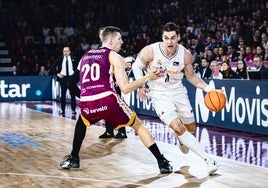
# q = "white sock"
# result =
<box><xmin>178</xmin><ymin>131</ymin><xmax>208</xmax><ymax>160</ymax></box>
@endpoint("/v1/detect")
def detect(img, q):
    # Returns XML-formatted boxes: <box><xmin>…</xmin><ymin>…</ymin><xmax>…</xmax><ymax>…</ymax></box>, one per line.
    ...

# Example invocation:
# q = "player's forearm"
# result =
<box><xmin>132</xmin><ymin>56</ymin><xmax>146</xmax><ymax>80</ymax></box>
<box><xmin>120</xmin><ymin>74</ymin><xmax>149</xmax><ymax>94</ymax></box>
<box><xmin>187</xmin><ymin>75</ymin><xmax>211</xmax><ymax>91</ymax></box>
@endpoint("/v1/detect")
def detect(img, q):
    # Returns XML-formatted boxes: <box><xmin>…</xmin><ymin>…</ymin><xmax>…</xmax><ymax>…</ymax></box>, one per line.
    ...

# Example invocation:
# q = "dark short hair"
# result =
<box><xmin>162</xmin><ymin>22</ymin><xmax>180</xmax><ymax>35</ymax></box>
<box><xmin>201</xmin><ymin>57</ymin><xmax>208</xmax><ymax>62</ymax></box>
<box><xmin>254</xmin><ymin>54</ymin><xmax>263</xmax><ymax>61</ymax></box>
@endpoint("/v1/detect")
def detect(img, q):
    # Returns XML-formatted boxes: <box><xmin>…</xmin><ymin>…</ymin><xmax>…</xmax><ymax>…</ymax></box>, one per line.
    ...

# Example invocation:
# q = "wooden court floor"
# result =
<box><xmin>0</xmin><ymin>102</ymin><xmax>267</xmax><ymax>188</ymax></box>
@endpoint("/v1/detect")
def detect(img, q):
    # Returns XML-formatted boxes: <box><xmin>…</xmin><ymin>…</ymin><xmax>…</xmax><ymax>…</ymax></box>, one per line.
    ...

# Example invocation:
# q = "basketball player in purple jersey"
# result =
<box><xmin>60</xmin><ymin>26</ymin><xmax>173</xmax><ymax>174</ymax></box>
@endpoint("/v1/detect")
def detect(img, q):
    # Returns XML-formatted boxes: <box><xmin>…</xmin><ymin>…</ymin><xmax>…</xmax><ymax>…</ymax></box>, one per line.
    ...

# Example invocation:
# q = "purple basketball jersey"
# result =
<box><xmin>78</xmin><ymin>47</ymin><xmax>136</xmax><ymax>129</ymax></box>
<box><xmin>79</xmin><ymin>47</ymin><xmax>116</xmax><ymax>97</ymax></box>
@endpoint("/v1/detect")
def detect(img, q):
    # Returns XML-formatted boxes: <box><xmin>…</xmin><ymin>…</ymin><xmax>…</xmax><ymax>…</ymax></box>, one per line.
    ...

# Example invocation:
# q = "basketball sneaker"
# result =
<box><xmin>177</xmin><ymin>138</ymin><xmax>189</xmax><ymax>154</ymax></box>
<box><xmin>99</xmin><ymin>131</ymin><xmax>114</xmax><ymax>138</ymax></box>
<box><xmin>205</xmin><ymin>158</ymin><xmax>219</xmax><ymax>175</ymax></box>
<box><xmin>158</xmin><ymin>155</ymin><xmax>173</xmax><ymax>174</ymax></box>
<box><xmin>60</xmin><ymin>154</ymin><xmax>80</xmax><ymax>169</ymax></box>
<box><xmin>114</xmin><ymin>132</ymin><xmax>127</xmax><ymax>139</ymax></box>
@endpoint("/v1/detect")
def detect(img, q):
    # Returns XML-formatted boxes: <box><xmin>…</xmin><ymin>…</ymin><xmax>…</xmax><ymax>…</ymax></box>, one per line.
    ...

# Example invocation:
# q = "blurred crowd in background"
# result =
<box><xmin>0</xmin><ymin>0</ymin><xmax>268</xmax><ymax>79</ymax></box>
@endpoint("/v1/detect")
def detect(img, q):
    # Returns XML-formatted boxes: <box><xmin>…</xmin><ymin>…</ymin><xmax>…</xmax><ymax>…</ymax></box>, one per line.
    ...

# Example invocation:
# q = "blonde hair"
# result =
<box><xmin>101</xmin><ymin>26</ymin><xmax>121</xmax><ymax>42</ymax></box>
<box><xmin>210</xmin><ymin>60</ymin><xmax>218</xmax><ymax>66</ymax></box>
<box><xmin>98</xmin><ymin>26</ymin><xmax>106</xmax><ymax>42</ymax></box>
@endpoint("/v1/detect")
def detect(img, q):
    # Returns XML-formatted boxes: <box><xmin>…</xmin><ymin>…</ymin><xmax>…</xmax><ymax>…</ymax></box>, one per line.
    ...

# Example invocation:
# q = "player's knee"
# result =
<box><xmin>185</xmin><ymin>123</ymin><xmax>197</xmax><ymax>133</ymax></box>
<box><xmin>170</xmin><ymin>120</ymin><xmax>185</xmax><ymax>135</ymax></box>
<box><xmin>131</xmin><ymin>117</ymin><xmax>142</xmax><ymax>131</ymax></box>
<box><xmin>170</xmin><ymin>119</ymin><xmax>196</xmax><ymax>134</ymax></box>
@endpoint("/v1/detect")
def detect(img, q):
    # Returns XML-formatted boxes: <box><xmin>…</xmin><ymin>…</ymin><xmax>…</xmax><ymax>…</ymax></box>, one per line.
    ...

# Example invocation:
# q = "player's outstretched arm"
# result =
<box><xmin>132</xmin><ymin>45</ymin><xmax>154</xmax><ymax>99</ymax></box>
<box><xmin>132</xmin><ymin>45</ymin><xmax>153</xmax><ymax>81</ymax></box>
<box><xmin>112</xmin><ymin>51</ymin><xmax>162</xmax><ymax>94</ymax></box>
<box><xmin>184</xmin><ymin>50</ymin><xmax>214</xmax><ymax>92</ymax></box>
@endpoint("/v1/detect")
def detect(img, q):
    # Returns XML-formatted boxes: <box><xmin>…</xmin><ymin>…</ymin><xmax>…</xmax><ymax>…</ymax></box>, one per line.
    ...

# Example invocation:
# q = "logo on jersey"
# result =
<box><xmin>83</xmin><ymin>108</ymin><xmax>90</xmax><ymax>114</ymax></box>
<box><xmin>154</xmin><ymin>59</ymin><xmax>167</xmax><ymax>74</ymax></box>
<box><xmin>90</xmin><ymin>106</ymin><xmax>108</xmax><ymax>113</ymax></box>
<box><xmin>173</xmin><ymin>61</ymin><xmax>180</xmax><ymax>66</ymax></box>
<box><xmin>157</xmin><ymin>59</ymin><xmax>163</xmax><ymax>66</ymax></box>
<box><xmin>81</xmin><ymin>88</ymin><xmax>86</xmax><ymax>94</ymax></box>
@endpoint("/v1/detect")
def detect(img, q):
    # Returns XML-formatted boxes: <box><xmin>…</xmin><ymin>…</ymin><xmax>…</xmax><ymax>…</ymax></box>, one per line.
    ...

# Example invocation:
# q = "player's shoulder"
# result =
<box><xmin>110</xmin><ymin>50</ymin><xmax>122</xmax><ymax>58</ymax></box>
<box><xmin>183</xmin><ymin>49</ymin><xmax>192</xmax><ymax>64</ymax></box>
<box><xmin>178</xmin><ymin>44</ymin><xmax>191</xmax><ymax>56</ymax></box>
<box><xmin>109</xmin><ymin>51</ymin><xmax>124</xmax><ymax>63</ymax></box>
<box><xmin>151</xmin><ymin>42</ymin><xmax>160</xmax><ymax>48</ymax></box>
<box><xmin>176</xmin><ymin>44</ymin><xmax>192</xmax><ymax>64</ymax></box>
<box><xmin>184</xmin><ymin>48</ymin><xmax>192</xmax><ymax>56</ymax></box>
<box><xmin>141</xmin><ymin>43</ymin><xmax>155</xmax><ymax>54</ymax></box>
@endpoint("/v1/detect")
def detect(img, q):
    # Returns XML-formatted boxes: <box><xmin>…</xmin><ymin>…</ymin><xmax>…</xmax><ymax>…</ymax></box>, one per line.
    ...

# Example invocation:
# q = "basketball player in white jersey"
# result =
<box><xmin>132</xmin><ymin>22</ymin><xmax>220</xmax><ymax>175</ymax></box>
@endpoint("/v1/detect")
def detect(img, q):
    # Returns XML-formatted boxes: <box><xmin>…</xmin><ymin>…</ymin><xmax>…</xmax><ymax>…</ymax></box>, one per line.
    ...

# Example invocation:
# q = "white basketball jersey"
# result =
<box><xmin>148</xmin><ymin>42</ymin><xmax>187</xmax><ymax>98</ymax></box>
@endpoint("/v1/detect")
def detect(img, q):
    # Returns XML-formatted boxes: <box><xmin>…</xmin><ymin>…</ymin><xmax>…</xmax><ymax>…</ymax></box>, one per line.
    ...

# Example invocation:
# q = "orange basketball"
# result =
<box><xmin>204</xmin><ymin>90</ymin><xmax>226</xmax><ymax>112</ymax></box>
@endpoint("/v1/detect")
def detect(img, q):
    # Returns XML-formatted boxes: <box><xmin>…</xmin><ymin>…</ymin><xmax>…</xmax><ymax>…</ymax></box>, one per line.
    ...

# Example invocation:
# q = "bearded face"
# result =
<box><xmin>125</xmin><ymin>62</ymin><xmax>132</xmax><ymax>71</ymax></box>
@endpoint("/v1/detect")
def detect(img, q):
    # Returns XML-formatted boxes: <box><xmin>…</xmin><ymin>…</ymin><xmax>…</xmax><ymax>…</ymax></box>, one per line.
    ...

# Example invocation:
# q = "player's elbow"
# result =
<box><xmin>120</xmin><ymin>87</ymin><xmax>131</xmax><ymax>95</ymax></box>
